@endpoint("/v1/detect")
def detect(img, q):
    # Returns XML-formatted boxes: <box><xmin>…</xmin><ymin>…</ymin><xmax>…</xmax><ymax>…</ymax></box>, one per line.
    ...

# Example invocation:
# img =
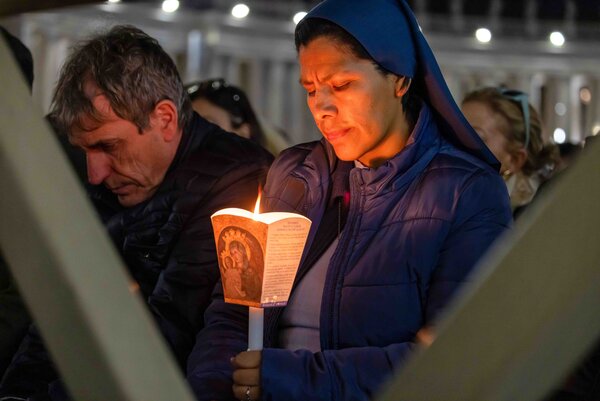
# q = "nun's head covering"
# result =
<box><xmin>298</xmin><ymin>0</ymin><xmax>499</xmax><ymax>169</ymax></box>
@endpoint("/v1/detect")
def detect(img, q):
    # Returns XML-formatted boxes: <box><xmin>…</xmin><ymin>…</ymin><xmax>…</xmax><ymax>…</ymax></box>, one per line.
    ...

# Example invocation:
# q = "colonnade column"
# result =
<box><xmin>184</xmin><ymin>29</ymin><xmax>203</xmax><ymax>83</ymax></box>
<box><xmin>569</xmin><ymin>74</ymin><xmax>587</xmax><ymax>143</ymax></box>
<box><xmin>264</xmin><ymin>59</ymin><xmax>285</xmax><ymax>132</ymax></box>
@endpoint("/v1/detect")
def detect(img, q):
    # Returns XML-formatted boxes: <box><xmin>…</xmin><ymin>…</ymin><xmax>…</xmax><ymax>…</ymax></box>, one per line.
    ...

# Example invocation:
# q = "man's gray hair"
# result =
<box><xmin>51</xmin><ymin>25</ymin><xmax>192</xmax><ymax>135</ymax></box>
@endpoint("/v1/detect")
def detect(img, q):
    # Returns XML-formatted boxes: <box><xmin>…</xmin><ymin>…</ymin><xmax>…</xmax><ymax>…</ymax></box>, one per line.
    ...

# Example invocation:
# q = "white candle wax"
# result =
<box><xmin>248</xmin><ymin>306</ymin><xmax>264</xmax><ymax>350</ymax></box>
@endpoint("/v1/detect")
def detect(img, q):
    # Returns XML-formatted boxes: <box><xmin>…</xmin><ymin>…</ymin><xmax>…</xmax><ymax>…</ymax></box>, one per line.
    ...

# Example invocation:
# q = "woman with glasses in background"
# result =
<box><xmin>462</xmin><ymin>87</ymin><xmax>559</xmax><ymax>218</ymax></box>
<box><xmin>186</xmin><ymin>79</ymin><xmax>268</xmax><ymax>149</ymax></box>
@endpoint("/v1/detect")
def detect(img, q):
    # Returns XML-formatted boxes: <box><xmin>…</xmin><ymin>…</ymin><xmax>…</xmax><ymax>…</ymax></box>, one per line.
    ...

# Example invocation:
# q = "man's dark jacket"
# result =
<box><xmin>0</xmin><ymin>256</ymin><xmax>30</xmax><ymax>379</ymax></box>
<box><xmin>0</xmin><ymin>112</ymin><xmax>273</xmax><ymax>400</ymax></box>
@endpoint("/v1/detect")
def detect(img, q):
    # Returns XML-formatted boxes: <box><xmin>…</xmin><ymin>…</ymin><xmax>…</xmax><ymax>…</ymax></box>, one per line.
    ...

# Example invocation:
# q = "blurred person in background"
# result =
<box><xmin>462</xmin><ymin>87</ymin><xmax>559</xmax><ymax>219</ymax></box>
<box><xmin>186</xmin><ymin>78</ymin><xmax>278</xmax><ymax>153</ymax></box>
<box><xmin>556</xmin><ymin>141</ymin><xmax>583</xmax><ymax>172</ymax></box>
<box><xmin>462</xmin><ymin>89</ymin><xmax>600</xmax><ymax>401</ymax></box>
<box><xmin>187</xmin><ymin>0</ymin><xmax>511</xmax><ymax>400</ymax></box>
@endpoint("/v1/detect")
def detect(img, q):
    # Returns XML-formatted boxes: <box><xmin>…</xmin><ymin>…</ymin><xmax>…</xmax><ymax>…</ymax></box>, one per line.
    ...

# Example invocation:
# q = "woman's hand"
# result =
<box><xmin>416</xmin><ymin>326</ymin><xmax>436</xmax><ymax>347</ymax></box>
<box><xmin>231</xmin><ymin>350</ymin><xmax>262</xmax><ymax>401</ymax></box>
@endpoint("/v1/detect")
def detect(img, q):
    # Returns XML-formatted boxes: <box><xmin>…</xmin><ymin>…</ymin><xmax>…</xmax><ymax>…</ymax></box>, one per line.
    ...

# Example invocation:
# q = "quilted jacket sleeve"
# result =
<box><xmin>148</xmin><ymin>151</ymin><xmax>272</xmax><ymax>368</ymax></box>
<box><xmin>186</xmin><ymin>285</ymin><xmax>248</xmax><ymax>401</ymax></box>
<box><xmin>0</xmin><ymin>256</ymin><xmax>30</xmax><ymax>378</ymax></box>
<box><xmin>424</xmin><ymin>169</ymin><xmax>512</xmax><ymax>320</ymax></box>
<box><xmin>0</xmin><ymin>324</ymin><xmax>57</xmax><ymax>400</ymax></box>
<box><xmin>186</xmin><ymin>147</ymin><xmax>305</xmax><ymax>401</ymax></box>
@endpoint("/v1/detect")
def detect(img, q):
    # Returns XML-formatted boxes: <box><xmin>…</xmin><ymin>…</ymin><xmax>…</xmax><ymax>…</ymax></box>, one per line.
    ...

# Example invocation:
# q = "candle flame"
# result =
<box><xmin>253</xmin><ymin>187</ymin><xmax>262</xmax><ymax>218</ymax></box>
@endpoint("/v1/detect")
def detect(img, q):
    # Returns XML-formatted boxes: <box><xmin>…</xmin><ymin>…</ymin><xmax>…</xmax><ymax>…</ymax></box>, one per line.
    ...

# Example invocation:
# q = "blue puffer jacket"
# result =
<box><xmin>187</xmin><ymin>104</ymin><xmax>512</xmax><ymax>401</ymax></box>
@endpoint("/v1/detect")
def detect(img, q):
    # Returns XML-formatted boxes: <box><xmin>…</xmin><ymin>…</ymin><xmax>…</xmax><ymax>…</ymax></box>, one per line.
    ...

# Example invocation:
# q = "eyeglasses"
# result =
<box><xmin>498</xmin><ymin>88</ymin><xmax>530</xmax><ymax>149</ymax></box>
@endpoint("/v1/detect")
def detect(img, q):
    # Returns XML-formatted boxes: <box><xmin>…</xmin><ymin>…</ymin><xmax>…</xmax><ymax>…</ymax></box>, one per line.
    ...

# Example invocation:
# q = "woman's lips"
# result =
<box><xmin>324</xmin><ymin>128</ymin><xmax>350</xmax><ymax>142</ymax></box>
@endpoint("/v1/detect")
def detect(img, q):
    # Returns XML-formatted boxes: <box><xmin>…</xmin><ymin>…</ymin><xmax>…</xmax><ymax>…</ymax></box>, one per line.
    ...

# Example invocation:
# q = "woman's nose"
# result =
<box><xmin>312</xmin><ymin>89</ymin><xmax>337</xmax><ymax>120</ymax></box>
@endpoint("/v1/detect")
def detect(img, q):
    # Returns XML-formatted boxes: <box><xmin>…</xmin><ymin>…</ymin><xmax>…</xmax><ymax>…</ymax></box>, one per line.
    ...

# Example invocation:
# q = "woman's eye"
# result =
<box><xmin>306</xmin><ymin>89</ymin><xmax>316</xmax><ymax>97</ymax></box>
<box><xmin>333</xmin><ymin>82</ymin><xmax>350</xmax><ymax>90</ymax></box>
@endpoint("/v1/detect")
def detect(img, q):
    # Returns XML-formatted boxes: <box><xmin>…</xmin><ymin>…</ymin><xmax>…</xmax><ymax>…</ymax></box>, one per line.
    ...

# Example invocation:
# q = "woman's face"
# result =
<box><xmin>299</xmin><ymin>37</ymin><xmax>409</xmax><ymax>168</ymax></box>
<box><xmin>461</xmin><ymin>100</ymin><xmax>521</xmax><ymax>174</ymax></box>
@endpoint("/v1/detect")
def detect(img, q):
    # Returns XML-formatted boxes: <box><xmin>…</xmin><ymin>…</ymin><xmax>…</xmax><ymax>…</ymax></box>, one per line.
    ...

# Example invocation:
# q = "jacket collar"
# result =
<box><xmin>165</xmin><ymin>112</ymin><xmax>209</xmax><ymax>177</ymax></box>
<box><xmin>343</xmin><ymin>102</ymin><xmax>441</xmax><ymax>195</ymax></box>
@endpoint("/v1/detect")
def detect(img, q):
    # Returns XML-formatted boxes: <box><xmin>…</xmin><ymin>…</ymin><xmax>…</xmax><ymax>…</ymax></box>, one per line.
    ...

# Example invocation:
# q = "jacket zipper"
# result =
<box><xmin>322</xmin><ymin>172</ymin><xmax>363</xmax><ymax>350</ymax></box>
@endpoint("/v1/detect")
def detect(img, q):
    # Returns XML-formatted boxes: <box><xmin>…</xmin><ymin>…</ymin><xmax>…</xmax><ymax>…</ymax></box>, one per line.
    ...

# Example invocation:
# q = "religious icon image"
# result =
<box><xmin>217</xmin><ymin>227</ymin><xmax>264</xmax><ymax>304</ymax></box>
<box><xmin>211</xmin><ymin>206</ymin><xmax>311</xmax><ymax>307</ymax></box>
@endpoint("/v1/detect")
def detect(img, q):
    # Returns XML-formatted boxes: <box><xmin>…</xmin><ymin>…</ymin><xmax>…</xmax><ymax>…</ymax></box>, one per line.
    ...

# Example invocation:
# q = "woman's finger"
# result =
<box><xmin>232</xmin><ymin>350</ymin><xmax>261</xmax><ymax>369</ymax></box>
<box><xmin>233</xmin><ymin>367</ymin><xmax>260</xmax><ymax>386</ymax></box>
<box><xmin>232</xmin><ymin>384</ymin><xmax>261</xmax><ymax>401</ymax></box>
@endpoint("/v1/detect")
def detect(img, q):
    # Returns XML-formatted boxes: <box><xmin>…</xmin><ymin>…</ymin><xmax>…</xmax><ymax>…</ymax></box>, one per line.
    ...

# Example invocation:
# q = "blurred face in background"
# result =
<box><xmin>191</xmin><ymin>97</ymin><xmax>251</xmax><ymax>139</ymax></box>
<box><xmin>461</xmin><ymin>100</ymin><xmax>524</xmax><ymax>175</ymax></box>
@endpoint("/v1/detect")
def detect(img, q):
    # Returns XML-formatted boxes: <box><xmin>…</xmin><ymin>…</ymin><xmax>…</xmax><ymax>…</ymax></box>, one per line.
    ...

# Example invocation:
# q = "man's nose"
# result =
<box><xmin>86</xmin><ymin>152</ymin><xmax>111</xmax><ymax>185</ymax></box>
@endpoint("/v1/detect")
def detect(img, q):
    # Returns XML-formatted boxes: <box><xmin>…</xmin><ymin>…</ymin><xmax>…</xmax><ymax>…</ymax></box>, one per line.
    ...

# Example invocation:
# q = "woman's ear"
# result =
<box><xmin>151</xmin><ymin>99</ymin><xmax>179</xmax><ymax>142</ymax></box>
<box><xmin>395</xmin><ymin>76</ymin><xmax>411</xmax><ymax>98</ymax></box>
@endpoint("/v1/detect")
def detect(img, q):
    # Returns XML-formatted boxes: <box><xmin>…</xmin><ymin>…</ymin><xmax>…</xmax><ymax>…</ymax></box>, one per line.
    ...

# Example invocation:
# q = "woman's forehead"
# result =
<box><xmin>300</xmin><ymin>36</ymin><xmax>355</xmax><ymax>57</ymax></box>
<box><xmin>299</xmin><ymin>38</ymin><xmax>363</xmax><ymax>72</ymax></box>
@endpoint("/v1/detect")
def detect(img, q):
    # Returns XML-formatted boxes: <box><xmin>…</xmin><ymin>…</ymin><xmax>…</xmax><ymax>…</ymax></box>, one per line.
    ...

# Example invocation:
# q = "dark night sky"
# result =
<box><xmin>131</xmin><ymin>0</ymin><xmax>600</xmax><ymax>22</ymax></box>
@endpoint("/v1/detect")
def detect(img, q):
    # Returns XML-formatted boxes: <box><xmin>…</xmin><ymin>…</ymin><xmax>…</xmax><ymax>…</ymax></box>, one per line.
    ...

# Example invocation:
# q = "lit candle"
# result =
<box><xmin>248</xmin><ymin>190</ymin><xmax>264</xmax><ymax>350</ymax></box>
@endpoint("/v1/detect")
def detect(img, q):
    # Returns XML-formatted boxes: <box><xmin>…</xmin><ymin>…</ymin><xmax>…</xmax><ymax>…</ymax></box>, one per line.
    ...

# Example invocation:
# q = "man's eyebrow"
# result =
<box><xmin>78</xmin><ymin>138</ymin><xmax>119</xmax><ymax>150</ymax></box>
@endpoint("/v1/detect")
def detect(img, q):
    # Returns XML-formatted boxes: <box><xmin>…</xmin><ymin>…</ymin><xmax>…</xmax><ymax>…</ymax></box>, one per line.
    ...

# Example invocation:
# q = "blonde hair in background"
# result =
<box><xmin>463</xmin><ymin>87</ymin><xmax>559</xmax><ymax>177</ymax></box>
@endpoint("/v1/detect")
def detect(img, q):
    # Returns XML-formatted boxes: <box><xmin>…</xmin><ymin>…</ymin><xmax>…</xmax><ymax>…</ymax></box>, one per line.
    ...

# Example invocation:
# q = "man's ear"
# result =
<box><xmin>151</xmin><ymin>99</ymin><xmax>179</xmax><ymax>142</ymax></box>
<box><xmin>395</xmin><ymin>76</ymin><xmax>411</xmax><ymax>98</ymax></box>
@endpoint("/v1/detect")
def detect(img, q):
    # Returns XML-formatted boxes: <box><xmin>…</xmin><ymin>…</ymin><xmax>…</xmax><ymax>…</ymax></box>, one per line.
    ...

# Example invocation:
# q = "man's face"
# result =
<box><xmin>70</xmin><ymin>91</ymin><xmax>178</xmax><ymax>207</ymax></box>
